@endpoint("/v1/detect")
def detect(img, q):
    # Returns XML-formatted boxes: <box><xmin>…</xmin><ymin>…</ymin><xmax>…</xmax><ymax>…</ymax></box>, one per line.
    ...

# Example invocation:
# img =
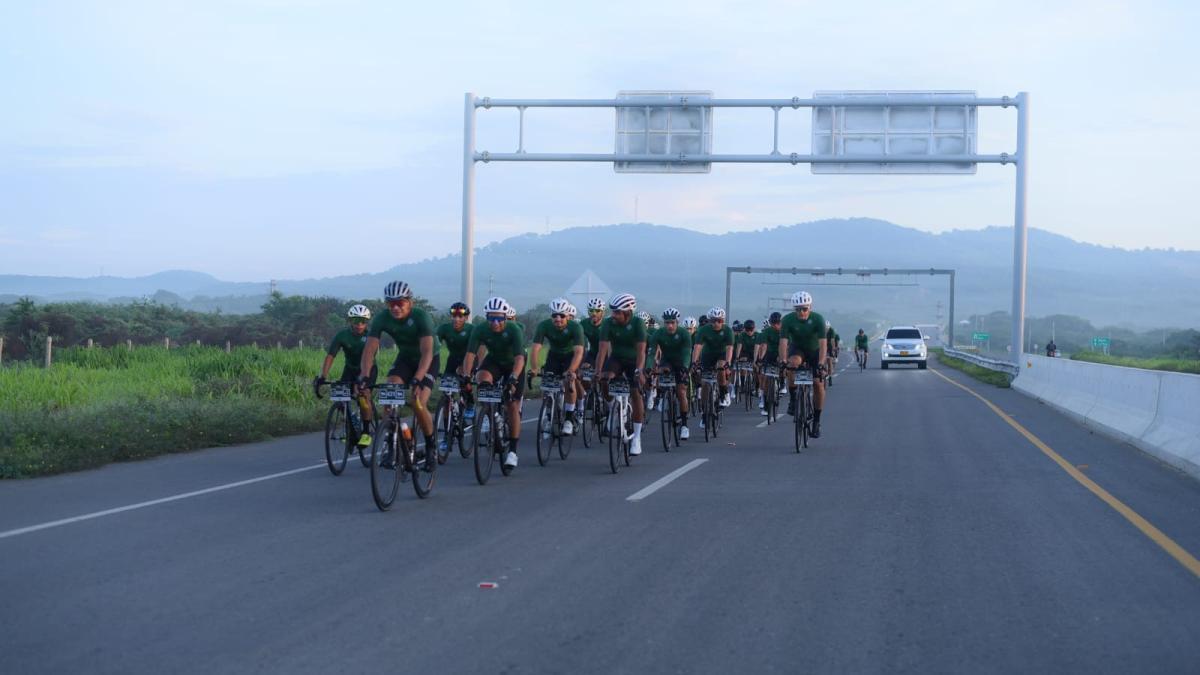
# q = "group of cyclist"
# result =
<box><xmin>316</xmin><ymin>280</ymin><xmax>874</xmax><ymax>471</ymax></box>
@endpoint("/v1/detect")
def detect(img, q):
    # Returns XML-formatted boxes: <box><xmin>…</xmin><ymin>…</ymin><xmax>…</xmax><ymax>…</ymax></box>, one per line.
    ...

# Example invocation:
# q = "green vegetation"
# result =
<box><xmin>0</xmin><ymin>344</ymin><xmax>397</xmax><ymax>478</ymax></box>
<box><xmin>932</xmin><ymin>348</ymin><xmax>1012</xmax><ymax>388</ymax></box>
<box><xmin>1070</xmin><ymin>351</ymin><xmax>1200</xmax><ymax>375</ymax></box>
<box><xmin>955</xmin><ymin>311</ymin><xmax>1200</xmax><ymax>361</ymax></box>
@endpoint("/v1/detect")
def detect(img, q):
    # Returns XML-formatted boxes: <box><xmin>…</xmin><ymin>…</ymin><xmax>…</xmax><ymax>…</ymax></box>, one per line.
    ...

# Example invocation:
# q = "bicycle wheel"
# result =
<box><xmin>702</xmin><ymin>389</ymin><xmax>712</xmax><ymax>443</ymax></box>
<box><xmin>557</xmin><ymin>402</ymin><xmax>573</xmax><ymax>460</ymax></box>
<box><xmin>411</xmin><ymin>419</ymin><xmax>436</xmax><ymax>499</ymax></box>
<box><xmin>607</xmin><ymin>402</ymin><xmax>622</xmax><ymax>474</ymax></box>
<box><xmin>458</xmin><ymin>401</ymin><xmax>473</xmax><ymax>459</ymax></box>
<box><xmin>660</xmin><ymin>391</ymin><xmax>672</xmax><ymax>451</ymax></box>
<box><xmin>765</xmin><ymin>378</ymin><xmax>776</xmax><ymax>424</ymax></box>
<box><xmin>743</xmin><ymin>374</ymin><xmax>752</xmax><ymax>412</ymax></box>
<box><xmin>474</xmin><ymin>405</ymin><xmax>495</xmax><ymax>485</ymax></box>
<box><xmin>434</xmin><ymin>398</ymin><xmax>454</xmax><ymax>465</ymax></box>
<box><xmin>580</xmin><ymin>390</ymin><xmax>593</xmax><ymax>448</ymax></box>
<box><xmin>324</xmin><ymin>404</ymin><xmax>348</xmax><ymax>476</ymax></box>
<box><xmin>623</xmin><ymin>409</ymin><xmax>632</xmax><ymax>466</ymax></box>
<box><xmin>370</xmin><ymin>420</ymin><xmax>402</xmax><ymax>511</ymax></box>
<box><xmin>798</xmin><ymin>387</ymin><xmax>809</xmax><ymax>451</ymax></box>
<box><xmin>536</xmin><ymin>396</ymin><xmax>552</xmax><ymax>466</ymax></box>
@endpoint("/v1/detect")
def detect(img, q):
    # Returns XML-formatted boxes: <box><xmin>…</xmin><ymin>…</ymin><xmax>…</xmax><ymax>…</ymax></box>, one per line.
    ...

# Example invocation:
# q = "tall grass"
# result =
<box><xmin>1070</xmin><ymin>351</ymin><xmax>1200</xmax><ymax>374</ymax></box>
<box><xmin>0</xmin><ymin>345</ymin><xmax>396</xmax><ymax>478</ymax></box>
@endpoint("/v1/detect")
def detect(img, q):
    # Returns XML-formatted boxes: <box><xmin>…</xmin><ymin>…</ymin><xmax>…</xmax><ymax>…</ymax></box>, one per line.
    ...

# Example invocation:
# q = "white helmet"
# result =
<box><xmin>483</xmin><ymin>296</ymin><xmax>508</xmax><ymax>314</ymax></box>
<box><xmin>347</xmin><ymin>304</ymin><xmax>372</xmax><ymax>320</ymax></box>
<box><xmin>549</xmin><ymin>297</ymin><xmax>572</xmax><ymax>315</ymax></box>
<box><xmin>506</xmin><ymin>306</ymin><xmax>517</xmax><ymax>320</ymax></box>
<box><xmin>638</xmin><ymin>311</ymin><xmax>651</xmax><ymax>323</ymax></box>
<box><xmin>609</xmin><ymin>292</ymin><xmax>637</xmax><ymax>312</ymax></box>
<box><xmin>662</xmin><ymin>307</ymin><xmax>681</xmax><ymax>321</ymax></box>
<box><xmin>791</xmin><ymin>291</ymin><xmax>813</xmax><ymax>307</ymax></box>
<box><xmin>707</xmin><ymin>306</ymin><xmax>726</xmax><ymax>321</ymax></box>
<box><xmin>383</xmin><ymin>281</ymin><xmax>412</xmax><ymax>300</ymax></box>
<box><xmin>566</xmin><ymin>303</ymin><xmax>578</xmax><ymax>318</ymax></box>
<box><xmin>682</xmin><ymin>316</ymin><xmax>698</xmax><ymax>329</ymax></box>
<box><xmin>587</xmin><ymin>297</ymin><xmax>606</xmax><ymax>311</ymax></box>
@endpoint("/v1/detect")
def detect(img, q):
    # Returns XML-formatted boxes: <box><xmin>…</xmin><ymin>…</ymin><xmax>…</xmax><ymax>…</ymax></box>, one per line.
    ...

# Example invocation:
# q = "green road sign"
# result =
<box><xmin>1092</xmin><ymin>337</ymin><xmax>1111</xmax><ymax>348</ymax></box>
<box><xmin>973</xmin><ymin>332</ymin><xmax>990</xmax><ymax>341</ymax></box>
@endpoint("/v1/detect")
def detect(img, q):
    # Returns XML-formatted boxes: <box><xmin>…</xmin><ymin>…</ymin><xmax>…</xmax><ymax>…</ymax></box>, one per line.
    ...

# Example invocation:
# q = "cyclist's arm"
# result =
<box><xmin>414</xmin><ymin>335</ymin><xmax>434</xmax><ymax>384</ymax></box>
<box><xmin>723</xmin><ymin>337</ymin><xmax>733</xmax><ymax>365</ymax></box>
<box><xmin>511</xmin><ymin>353</ymin><xmax>526</xmax><ymax>380</ymax></box>
<box><xmin>360</xmin><ymin>337</ymin><xmax>381</xmax><ymax>376</ymax></box>
<box><xmin>635</xmin><ymin>341</ymin><xmax>646</xmax><ymax>372</ymax></box>
<box><xmin>320</xmin><ymin>353</ymin><xmax>335</xmax><ymax>380</ymax></box>
<box><xmin>595</xmin><ymin>341</ymin><xmax>610</xmax><ymax>372</ymax></box>
<box><xmin>778</xmin><ymin>336</ymin><xmax>789</xmax><ymax>359</ymax></box>
<box><xmin>529</xmin><ymin>342</ymin><xmax>543</xmax><ymax>375</ymax></box>
<box><xmin>568</xmin><ymin>344</ymin><xmax>584</xmax><ymax>373</ymax></box>
<box><xmin>818</xmin><ymin>338</ymin><xmax>827</xmax><ymax>367</ymax></box>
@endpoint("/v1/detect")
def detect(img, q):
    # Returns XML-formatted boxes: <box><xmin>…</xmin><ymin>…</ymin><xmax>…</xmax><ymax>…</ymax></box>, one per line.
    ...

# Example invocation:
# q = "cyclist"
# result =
<box><xmin>778</xmin><ymin>291</ymin><xmax>828</xmax><ymax>438</ymax></box>
<box><xmin>595</xmin><ymin>292</ymin><xmax>648</xmax><ymax>456</ymax></box>
<box><xmin>358</xmin><ymin>281</ymin><xmax>439</xmax><ymax>458</ymax></box>
<box><xmin>683</xmin><ymin>316</ymin><xmax>698</xmax><ymax>336</ymax></box>
<box><xmin>754</xmin><ymin>312</ymin><xmax>783</xmax><ymax>415</ymax></box>
<box><xmin>463</xmin><ymin>296</ymin><xmax>527</xmax><ymax>470</ymax></box>
<box><xmin>316</xmin><ymin>304</ymin><xmax>377</xmax><ymax>448</ymax></box>
<box><xmin>652</xmin><ymin>307</ymin><xmax>693</xmax><ymax>440</ymax></box>
<box><xmin>529</xmin><ymin>297</ymin><xmax>586</xmax><ymax>436</ymax></box>
<box><xmin>733</xmin><ymin>318</ymin><xmax>757</xmax><ymax>405</ymax></box>
<box><xmin>691</xmin><ymin>306</ymin><xmax>734</xmax><ymax>410</ymax></box>
<box><xmin>854</xmin><ymin>328</ymin><xmax>869</xmax><ymax>367</ymax></box>
<box><xmin>436</xmin><ymin>301</ymin><xmax>475</xmax><ymax>425</ymax></box>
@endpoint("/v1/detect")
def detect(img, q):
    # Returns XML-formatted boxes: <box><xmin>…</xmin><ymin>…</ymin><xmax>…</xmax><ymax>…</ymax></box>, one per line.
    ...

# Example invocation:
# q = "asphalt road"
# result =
<box><xmin>3</xmin><ymin>356</ymin><xmax>1200</xmax><ymax>674</ymax></box>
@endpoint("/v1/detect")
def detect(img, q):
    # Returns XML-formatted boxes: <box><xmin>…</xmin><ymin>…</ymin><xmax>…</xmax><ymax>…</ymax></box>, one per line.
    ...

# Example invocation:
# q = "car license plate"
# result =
<box><xmin>900</xmin><ymin>351</ymin><xmax>909</xmax><ymax>356</ymax></box>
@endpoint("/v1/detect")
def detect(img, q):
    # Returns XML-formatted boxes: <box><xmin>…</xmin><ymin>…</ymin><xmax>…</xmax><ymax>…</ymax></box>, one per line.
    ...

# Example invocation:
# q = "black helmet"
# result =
<box><xmin>743</xmin><ymin>319</ymin><xmax>755</xmax><ymax>330</ymax></box>
<box><xmin>769</xmin><ymin>312</ymin><xmax>782</xmax><ymax>324</ymax></box>
<box><xmin>450</xmin><ymin>302</ymin><xmax>470</xmax><ymax>317</ymax></box>
<box><xmin>732</xmin><ymin>321</ymin><xmax>743</xmax><ymax>332</ymax></box>
<box><xmin>698</xmin><ymin>315</ymin><xmax>710</xmax><ymax>326</ymax></box>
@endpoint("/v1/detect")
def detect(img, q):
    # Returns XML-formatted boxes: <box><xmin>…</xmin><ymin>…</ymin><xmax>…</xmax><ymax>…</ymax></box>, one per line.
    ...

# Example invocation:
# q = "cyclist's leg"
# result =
<box><xmin>785</xmin><ymin>348</ymin><xmax>804</xmax><ymax>414</ymax></box>
<box><xmin>506</xmin><ymin>369</ymin><xmax>525</xmax><ymax>455</ymax></box>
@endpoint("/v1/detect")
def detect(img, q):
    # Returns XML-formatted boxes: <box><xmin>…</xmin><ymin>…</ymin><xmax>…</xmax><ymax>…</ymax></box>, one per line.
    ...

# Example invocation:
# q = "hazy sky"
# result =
<box><xmin>2</xmin><ymin>0</ymin><xmax>1198</xmax><ymax>281</ymax></box>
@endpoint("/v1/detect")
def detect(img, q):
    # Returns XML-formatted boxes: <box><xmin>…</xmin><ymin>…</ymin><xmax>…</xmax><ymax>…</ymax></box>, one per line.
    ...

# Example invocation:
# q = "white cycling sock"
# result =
<box><xmin>633</xmin><ymin>422</ymin><xmax>642</xmax><ymax>436</ymax></box>
<box><xmin>564</xmin><ymin>402</ymin><xmax>575</xmax><ymax>412</ymax></box>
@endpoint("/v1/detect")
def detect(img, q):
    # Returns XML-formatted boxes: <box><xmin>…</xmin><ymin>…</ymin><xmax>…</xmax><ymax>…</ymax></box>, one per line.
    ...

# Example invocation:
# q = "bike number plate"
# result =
<box><xmin>329</xmin><ymin>383</ymin><xmax>352</xmax><ymax>402</ymax></box>
<box><xmin>764</xmin><ymin>366</ymin><xmax>779</xmax><ymax>378</ymax></box>
<box><xmin>478</xmin><ymin>384</ymin><xmax>504</xmax><ymax>403</ymax></box>
<box><xmin>377</xmin><ymin>384</ymin><xmax>406</xmax><ymax>406</ymax></box>
<box><xmin>540</xmin><ymin>375</ymin><xmax>563</xmax><ymax>393</ymax></box>
<box><xmin>438</xmin><ymin>376</ymin><xmax>460</xmax><ymax>393</ymax></box>
<box><xmin>701</xmin><ymin>371</ymin><xmax>718</xmax><ymax>385</ymax></box>
<box><xmin>658</xmin><ymin>374</ymin><xmax>676</xmax><ymax>388</ymax></box>
<box><xmin>794</xmin><ymin>374</ymin><xmax>813</xmax><ymax>386</ymax></box>
<box><xmin>609</xmin><ymin>380</ymin><xmax>631</xmax><ymax>395</ymax></box>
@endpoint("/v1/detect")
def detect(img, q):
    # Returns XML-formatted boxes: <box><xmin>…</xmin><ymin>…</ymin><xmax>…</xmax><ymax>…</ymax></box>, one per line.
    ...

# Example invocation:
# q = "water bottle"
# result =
<box><xmin>400</xmin><ymin>422</ymin><xmax>413</xmax><ymax>442</ymax></box>
<box><xmin>350</xmin><ymin>408</ymin><xmax>363</xmax><ymax>435</ymax></box>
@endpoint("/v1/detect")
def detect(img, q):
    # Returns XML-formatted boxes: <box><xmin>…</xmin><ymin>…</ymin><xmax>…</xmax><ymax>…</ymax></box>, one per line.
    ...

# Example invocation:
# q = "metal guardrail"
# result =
<box><xmin>941</xmin><ymin>348</ymin><xmax>1020</xmax><ymax>377</ymax></box>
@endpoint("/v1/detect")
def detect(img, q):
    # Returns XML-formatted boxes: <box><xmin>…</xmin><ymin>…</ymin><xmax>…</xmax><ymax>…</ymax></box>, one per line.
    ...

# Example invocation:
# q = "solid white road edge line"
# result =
<box><xmin>0</xmin><ymin>416</ymin><xmax>543</xmax><ymax>541</ymax></box>
<box><xmin>626</xmin><ymin>459</ymin><xmax>709</xmax><ymax>501</ymax></box>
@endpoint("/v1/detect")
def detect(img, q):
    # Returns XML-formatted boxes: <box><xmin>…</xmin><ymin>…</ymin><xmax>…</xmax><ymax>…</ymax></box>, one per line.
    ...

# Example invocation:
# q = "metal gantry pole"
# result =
<box><xmin>1010</xmin><ymin>92</ymin><xmax>1030</xmax><ymax>365</ymax></box>
<box><xmin>462</xmin><ymin>92</ymin><xmax>477</xmax><ymax>310</ymax></box>
<box><xmin>948</xmin><ymin>270</ymin><xmax>956</xmax><ymax>348</ymax></box>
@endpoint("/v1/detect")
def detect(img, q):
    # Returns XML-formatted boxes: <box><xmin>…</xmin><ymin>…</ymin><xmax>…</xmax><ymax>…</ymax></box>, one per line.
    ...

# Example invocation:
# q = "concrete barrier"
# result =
<box><xmin>1014</xmin><ymin>354</ymin><xmax>1200</xmax><ymax>480</ymax></box>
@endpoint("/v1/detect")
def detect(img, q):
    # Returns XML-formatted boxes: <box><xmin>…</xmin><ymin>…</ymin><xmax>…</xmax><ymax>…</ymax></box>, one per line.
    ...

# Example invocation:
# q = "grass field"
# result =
<box><xmin>0</xmin><ymin>345</ymin><xmax>394</xmax><ymax>478</ymax></box>
<box><xmin>1070</xmin><ymin>351</ymin><xmax>1200</xmax><ymax>374</ymax></box>
<box><xmin>931</xmin><ymin>349</ymin><xmax>1012</xmax><ymax>388</ymax></box>
<box><xmin>0</xmin><ymin>342</ymin><xmax>559</xmax><ymax>478</ymax></box>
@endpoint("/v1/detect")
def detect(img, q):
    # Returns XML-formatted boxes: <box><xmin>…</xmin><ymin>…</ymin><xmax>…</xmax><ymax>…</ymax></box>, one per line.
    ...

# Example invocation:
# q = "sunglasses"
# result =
<box><xmin>387</xmin><ymin>299</ymin><xmax>408</xmax><ymax>308</ymax></box>
<box><xmin>487</xmin><ymin>315</ymin><xmax>506</xmax><ymax>324</ymax></box>
<box><xmin>551</xmin><ymin>313</ymin><xmax>567</xmax><ymax>319</ymax></box>
<box><xmin>450</xmin><ymin>310</ymin><xmax>468</xmax><ymax>317</ymax></box>
<box><xmin>349</xmin><ymin>318</ymin><xmax>368</xmax><ymax>325</ymax></box>
<box><xmin>797</xmin><ymin>306</ymin><xmax>811</xmax><ymax>312</ymax></box>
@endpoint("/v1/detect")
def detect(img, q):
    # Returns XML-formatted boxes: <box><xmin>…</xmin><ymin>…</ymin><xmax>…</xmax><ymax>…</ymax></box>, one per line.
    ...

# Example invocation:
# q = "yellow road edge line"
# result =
<box><xmin>930</xmin><ymin>367</ymin><xmax>1200</xmax><ymax>580</ymax></box>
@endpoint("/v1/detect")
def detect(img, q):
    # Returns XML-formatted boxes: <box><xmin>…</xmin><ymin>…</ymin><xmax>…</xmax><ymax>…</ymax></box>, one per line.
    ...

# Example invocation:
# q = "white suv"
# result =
<box><xmin>880</xmin><ymin>326</ymin><xmax>928</xmax><ymax>369</ymax></box>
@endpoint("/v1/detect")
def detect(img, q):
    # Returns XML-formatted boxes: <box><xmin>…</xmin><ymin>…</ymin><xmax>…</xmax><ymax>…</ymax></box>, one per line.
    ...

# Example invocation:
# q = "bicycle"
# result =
<box><xmin>472</xmin><ymin>379</ymin><xmax>516</xmax><ymax>485</ymax></box>
<box><xmin>434</xmin><ymin>374</ymin><xmax>469</xmax><ymax>463</ymax></box>
<box><xmin>698</xmin><ymin>368</ymin><xmax>723</xmax><ymax>442</ymax></box>
<box><xmin>857</xmin><ymin>348</ymin><xmax>868</xmax><ymax>372</ymax></box>
<box><xmin>735</xmin><ymin>360</ymin><xmax>756</xmax><ymax>411</ymax></box>
<box><xmin>761</xmin><ymin>364</ymin><xmax>781</xmax><ymax>425</ymax></box>
<box><xmin>314</xmin><ymin>379</ymin><xmax>375</xmax><ymax>475</ymax></box>
<box><xmin>787</xmin><ymin>365</ymin><xmax>816</xmax><ymax>452</ymax></box>
<box><xmin>606</xmin><ymin>375</ymin><xmax>635</xmax><ymax>474</ymax></box>
<box><xmin>656</xmin><ymin>369</ymin><xmax>681</xmax><ymax>451</ymax></box>
<box><xmin>368</xmin><ymin>383</ymin><xmax>435</xmax><ymax>511</ymax></box>
<box><xmin>579</xmin><ymin>364</ymin><xmax>603</xmax><ymax>448</ymax></box>
<box><xmin>533</xmin><ymin>371</ymin><xmax>574</xmax><ymax>466</ymax></box>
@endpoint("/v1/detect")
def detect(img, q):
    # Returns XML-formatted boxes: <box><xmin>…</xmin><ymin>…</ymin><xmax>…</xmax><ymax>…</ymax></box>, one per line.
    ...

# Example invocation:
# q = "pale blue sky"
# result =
<box><xmin>2</xmin><ymin>0</ymin><xmax>1198</xmax><ymax>281</ymax></box>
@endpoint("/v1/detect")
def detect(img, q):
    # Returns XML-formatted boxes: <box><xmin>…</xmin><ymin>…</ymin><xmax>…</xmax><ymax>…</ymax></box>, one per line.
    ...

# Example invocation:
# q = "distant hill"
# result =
<box><xmin>3</xmin><ymin>219</ymin><xmax>1198</xmax><ymax>328</ymax></box>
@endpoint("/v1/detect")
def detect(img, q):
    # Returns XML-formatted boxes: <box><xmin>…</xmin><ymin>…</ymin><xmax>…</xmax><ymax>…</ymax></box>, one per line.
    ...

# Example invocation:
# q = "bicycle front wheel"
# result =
<box><xmin>607</xmin><ymin>403</ymin><xmax>622</xmax><ymax>474</ymax></box>
<box><xmin>660</xmin><ymin>392</ymin><xmax>673</xmax><ymax>451</ymax></box>
<box><xmin>536</xmin><ymin>397</ymin><xmax>553</xmax><ymax>466</ymax></box>
<box><xmin>473</xmin><ymin>405</ymin><xmax>495</xmax><ymax>485</ymax></box>
<box><xmin>324</xmin><ymin>404</ymin><xmax>348</xmax><ymax>476</ymax></box>
<box><xmin>370</xmin><ymin>421</ymin><xmax>402</xmax><ymax>511</ymax></box>
<box><xmin>434</xmin><ymin>398</ymin><xmax>454</xmax><ymax>465</ymax></box>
